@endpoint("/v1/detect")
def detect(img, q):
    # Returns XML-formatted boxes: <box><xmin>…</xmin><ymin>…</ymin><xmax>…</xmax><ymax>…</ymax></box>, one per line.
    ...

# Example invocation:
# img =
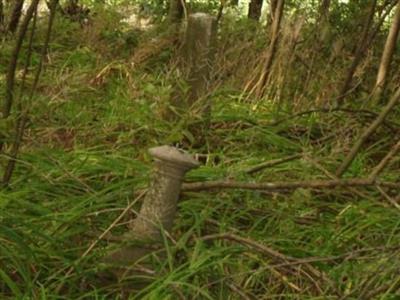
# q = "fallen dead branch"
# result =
<box><xmin>244</xmin><ymin>153</ymin><xmax>303</xmax><ymax>175</ymax></box>
<box><xmin>272</xmin><ymin>244</ymin><xmax>400</xmax><ymax>268</ymax></box>
<box><xmin>199</xmin><ymin>232</ymin><xmax>337</xmax><ymax>294</ymax></box>
<box><xmin>200</xmin><ymin>233</ymin><xmax>291</xmax><ymax>261</ymax></box>
<box><xmin>268</xmin><ymin>107</ymin><xmax>400</xmax><ymax>130</ymax></box>
<box><xmin>336</xmin><ymin>87</ymin><xmax>400</xmax><ymax>177</ymax></box>
<box><xmin>199</xmin><ymin>233</ymin><xmax>400</xmax><ymax>296</ymax></box>
<box><xmin>369</xmin><ymin>139</ymin><xmax>400</xmax><ymax>180</ymax></box>
<box><xmin>182</xmin><ymin>178</ymin><xmax>400</xmax><ymax>192</ymax></box>
<box><xmin>304</xmin><ymin>155</ymin><xmax>371</xmax><ymax>200</ymax></box>
<box><xmin>376</xmin><ymin>185</ymin><xmax>400</xmax><ymax>211</ymax></box>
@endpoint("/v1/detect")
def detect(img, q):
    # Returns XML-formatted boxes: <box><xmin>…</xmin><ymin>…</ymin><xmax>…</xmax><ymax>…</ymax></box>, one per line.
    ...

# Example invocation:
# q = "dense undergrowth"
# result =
<box><xmin>1</xmin><ymin>3</ymin><xmax>400</xmax><ymax>299</ymax></box>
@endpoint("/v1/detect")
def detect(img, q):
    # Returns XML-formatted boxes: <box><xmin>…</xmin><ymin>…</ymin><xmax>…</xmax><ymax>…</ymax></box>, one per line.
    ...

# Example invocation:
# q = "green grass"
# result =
<box><xmin>1</xmin><ymin>8</ymin><xmax>400</xmax><ymax>300</ymax></box>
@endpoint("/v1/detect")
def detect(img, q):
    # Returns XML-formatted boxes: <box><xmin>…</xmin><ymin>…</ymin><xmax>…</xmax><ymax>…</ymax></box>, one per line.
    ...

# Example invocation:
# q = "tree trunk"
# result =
<box><xmin>217</xmin><ymin>0</ymin><xmax>224</xmax><ymax>23</ymax></box>
<box><xmin>0</xmin><ymin>0</ymin><xmax>4</xmax><ymax>29</ymax></box>
<box><xmin>169</xmin><ymin>0</ymin><xmax>185</xmax><ymax>23</ymax></box>
<box><xmin>7</xmin><ymin>0</ymin><xmax>24</xmax><ymax>33</ymax></box>
<box><xmin>371</xmin><ymin>0</ymin><xmax>400</xmax><ymax>104</ymax></box>
<box><xmin>3</xmin><ymin>0</ymin><xmax>39</xmax><ymax>118</ymax></box>
<box><xmin>319</xmin><ymin>0</ymin><xmax>331</xmax><ymax>22</ymax></box>
<box><xmin>314</xmin><ymin>0</ymin><xmax>331</xmax><ymax>46</ymax></box>
<box><xmin>3</xmin><ymin>0</ymin><xmax>59</xmax><ymax>187</ymax></box>
<box><xmin>336</xmin><ymin>0</ymin><xmax>377</xmax><ymax>106</ymax></box>
<box><xmin>248</xmin><ymin>0</ymin><xmax>263</xmax><ymax>21</ymax></box>
<box><xmin>267</xmin><ymin>0</ymin><xmax>277</xmax><ymax>24</ymax></box>
<box><xmin>255</xmin><ymin>0</ymin><xmax>285</xmax><ymax>97</ymax></box>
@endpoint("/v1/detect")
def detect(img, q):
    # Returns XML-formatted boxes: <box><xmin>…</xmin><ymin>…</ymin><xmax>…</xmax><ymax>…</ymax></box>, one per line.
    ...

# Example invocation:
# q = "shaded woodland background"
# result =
<box><xmin>1</xmin><ymin>0</ymin><xmax>400</xmax><ymax>299</ymax></box>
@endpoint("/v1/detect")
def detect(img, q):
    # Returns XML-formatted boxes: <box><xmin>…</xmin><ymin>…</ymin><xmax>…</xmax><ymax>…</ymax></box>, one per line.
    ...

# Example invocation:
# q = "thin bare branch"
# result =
<box><xmin>336</xmin><ymin>87</ymin><xmax>400</xmax><ymax>177</ymax></box>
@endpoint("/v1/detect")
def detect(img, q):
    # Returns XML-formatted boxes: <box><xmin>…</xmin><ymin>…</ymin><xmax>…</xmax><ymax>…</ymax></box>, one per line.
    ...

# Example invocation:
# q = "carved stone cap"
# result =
<box><xmin>149</xmin><ymin>146</ymin><xmax>200</xmax><ymax>171</ymax></box>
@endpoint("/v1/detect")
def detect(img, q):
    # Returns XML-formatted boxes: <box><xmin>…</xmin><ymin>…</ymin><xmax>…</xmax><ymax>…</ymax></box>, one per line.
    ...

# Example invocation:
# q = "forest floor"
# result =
<box><xmin>1</xmin><ymin>7</ymin><xmax>400</xmax><ymax>300</ymax></box>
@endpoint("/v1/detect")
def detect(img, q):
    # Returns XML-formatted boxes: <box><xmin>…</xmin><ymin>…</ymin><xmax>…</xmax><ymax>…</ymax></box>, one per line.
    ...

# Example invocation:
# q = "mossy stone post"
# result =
<box><xmin>184</xmin><ymin>13</ymin><xmax>217</xmax><ymax>116</ymax></box>
<box><xmin>165</xmin><ymin>13</ymin><xmax>217</xmax><ymax>130</ymax></box>
<box><xmin>104</xmin><ymin>146</ymin><xmax>199</xmax><ymax>269</ymax></box>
